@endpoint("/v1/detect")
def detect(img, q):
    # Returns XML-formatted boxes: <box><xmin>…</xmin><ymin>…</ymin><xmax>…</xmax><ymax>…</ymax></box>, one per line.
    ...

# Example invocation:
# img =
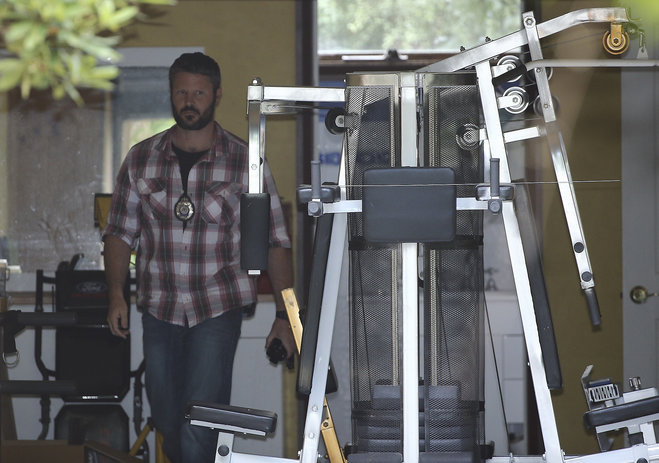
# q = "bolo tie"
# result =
<box><xmin>174</xmin><ymin>165</ymin><xmax>196</xmax><ymax>229</ymax></box>
<box><xmin>173</xmin><ymin>146</ymin><xmax>207</xmax><ymax>228</ymax></box>
<box><xmin>174</xmin><ymin>191</ymin><xmax>195</xmax><ymax>226</ymax></box>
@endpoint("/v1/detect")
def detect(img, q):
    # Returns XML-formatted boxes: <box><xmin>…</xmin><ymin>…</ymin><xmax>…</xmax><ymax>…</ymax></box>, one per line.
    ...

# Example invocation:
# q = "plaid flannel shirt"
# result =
<box><xmin>103</xmin><ymin>122</ymin><xmax>291</xmax><ymax>326</ymax></box>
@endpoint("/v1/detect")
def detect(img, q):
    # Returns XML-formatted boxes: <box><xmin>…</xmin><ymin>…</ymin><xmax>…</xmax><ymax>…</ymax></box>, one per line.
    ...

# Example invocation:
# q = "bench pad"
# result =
<box><xmin>584</xmin><ymin>396</ymin><xmax>659</xmax><ymax>429</ymax></box>
<box><xmin>186</xmin><ymin>401</ymin><xmax>277</xmax><ymax>435</ymax></box>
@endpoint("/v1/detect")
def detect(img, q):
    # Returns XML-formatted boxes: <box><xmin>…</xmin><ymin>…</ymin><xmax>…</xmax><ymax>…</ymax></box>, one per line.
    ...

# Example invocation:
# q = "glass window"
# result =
<box><xmin>1</xmin><ymin>57</ymin><xmax>181</xmax><ymax>291</ymax></box>
<box><xmin>318</xmin><ymin>0</ymin><xmax>522</xmax><ymax>54</ymax></box>
<box><xmin>315</xmin><ymin>1</ymin><xmax>526</xmax><ymax>293</ymax></box>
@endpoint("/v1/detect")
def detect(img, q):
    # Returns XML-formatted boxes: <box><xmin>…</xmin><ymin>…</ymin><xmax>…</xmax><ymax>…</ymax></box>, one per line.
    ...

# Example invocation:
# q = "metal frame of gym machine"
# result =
<box><xmin>186</xmin><ymin>7</ymin><xmax>659</xmax><ymax>463</ymax></box>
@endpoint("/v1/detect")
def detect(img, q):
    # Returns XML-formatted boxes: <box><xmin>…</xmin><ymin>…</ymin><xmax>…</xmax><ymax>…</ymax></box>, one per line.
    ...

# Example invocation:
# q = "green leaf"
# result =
<box><xmin>59</xmin><ymin>30</ymin><xmax>121</xmax><ymax>61</ymax></box>
<box><xmin>4</xmin><ymin>20</ymin><xmax>35</xmax><ymax>44</ymax></box>
<box><xmin>22</xmin><ymin>23</ymin><xmax>48</xmax><ymax>51</ymax></box>
<box><xmin>102</xmin><ymin>6</ymin><xmax>139</xmax><ymax>30</ymax></box>
<box><xmin>68</xmin><ymin>51</ymin><xmax>82</xmax><ymax>82</ymax></box>
<box><xmin>88</xmin><ymin>64</ymin><xmax>120</xmax><ymax>80</ymax></box>
<box><xmin>52</xmin><ymin>83</ymin><xmax>66</xmax><ymax>99</ymax></box>
<box><xmin>63</xmin><ymin>81</ymin><xmax>83</xmax><ymax>106</ymax></box>
<box><xmin>0</xmin><ymin>59</ymin><xmax>25</xmax><ymax>91</ymax></box>
<box><xmin>20</xmin><ymin>74</ymin><xmax>32</xmax><ymax>99</ymax></box>
<box><xmin>0</xmin><ymin>0</ymin><xmax>176</xmax><ymax>103</ymax></box>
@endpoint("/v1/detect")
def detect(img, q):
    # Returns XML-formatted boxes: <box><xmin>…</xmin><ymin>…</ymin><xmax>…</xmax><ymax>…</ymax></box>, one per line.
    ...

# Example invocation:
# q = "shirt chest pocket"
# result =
<box><xmin>201</xmin><ymin>182</ymin><xmax>242</xmax><ymax>226</ymax></box>
<box><xmin>137</xmin><ymin>178</ymin><xmax>169</xmax><ymax>221</ymax></box>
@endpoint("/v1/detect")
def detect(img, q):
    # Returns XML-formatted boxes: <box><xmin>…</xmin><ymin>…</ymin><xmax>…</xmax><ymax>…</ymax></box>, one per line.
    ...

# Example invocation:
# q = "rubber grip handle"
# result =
<box><xmin>1</xmin><ymin>311</ymin><xmax>77</xmax><ymax>355</ymax></box>
<box><xmin>240</xmin><ymin>193</ymin><xmax>271</xmax><ymax>271</ymax></box>
<box><xmin>311</xmin><ymin>160</ymin><xmax>321</xmax><ymax>200</ymax></box>
<box><xmin>584</xmin><ymin>287</ymin><xmax>601</xmax><ymax>327</ymax></box>
<box><xmin>492</xmin><ymin>63</ymin><xmax>528</xmax><ymax>87</ymax></box>
<box><xmin>490</xmin><ymin>158</ymin><xmax>500</xmax><ymax>197</ymax></box>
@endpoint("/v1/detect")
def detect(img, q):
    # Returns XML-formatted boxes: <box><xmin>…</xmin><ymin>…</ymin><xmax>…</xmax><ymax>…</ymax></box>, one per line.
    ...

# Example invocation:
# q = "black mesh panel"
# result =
<box><xmin>422</xmin><ymin>77</ymin><xmax>484</xmax><ymax>462</ymax></box>
<box><xmin>346</xmin><ymin>82</ymin><xmax>404</xmax><ymax>454</ymax></box>
<box><xmin>346</xmin><ymin>74</ymin><xmax>485</xmax><ymax>462</ymax></box>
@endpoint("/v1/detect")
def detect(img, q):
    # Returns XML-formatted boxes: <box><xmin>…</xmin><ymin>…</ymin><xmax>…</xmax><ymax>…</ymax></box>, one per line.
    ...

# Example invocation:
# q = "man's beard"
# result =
<box><xmin>172</xmin><ymin>97</ymin><xmax>216</xmax><ymax>131</ymax></box>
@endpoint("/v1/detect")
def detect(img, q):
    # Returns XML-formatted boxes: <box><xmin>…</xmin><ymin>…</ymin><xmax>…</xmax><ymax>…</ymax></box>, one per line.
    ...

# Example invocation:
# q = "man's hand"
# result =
<box><xmin>264</xmin><ymin>246</ymin><xmax>295</xmax><ymax>358</ymax></box>
<box><xmin>107</xmin><ymin>294</ymin><xmax>130</xmax><ymax>339</ymax></box>
<box><xmin>266</xmin><ymin>316</ymin><xmax>296</xmax><ymax>359</ymax></box>
<box><xmin>103</xmin><ymin>235</ymin><xmax>132</xmax><ymax>339</ymax></box>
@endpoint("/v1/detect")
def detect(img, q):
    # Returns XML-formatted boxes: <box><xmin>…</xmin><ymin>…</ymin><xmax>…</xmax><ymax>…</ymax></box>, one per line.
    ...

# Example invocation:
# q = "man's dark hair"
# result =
<box><xmin>169</xmin><ymin>52</ymin><xmax>221</xmax><ymax>92</ymax></box>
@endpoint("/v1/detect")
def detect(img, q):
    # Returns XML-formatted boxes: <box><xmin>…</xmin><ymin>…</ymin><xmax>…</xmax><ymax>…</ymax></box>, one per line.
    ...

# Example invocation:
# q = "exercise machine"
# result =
<box><xmin>0</xmin><ymin>307</ymin><xmax>143</xmax><ymax>462</ymax></box>
<box><xmin>188</xmin><ymin>7</ymin><xmax>659</xmax><ymax>463</ymax></box>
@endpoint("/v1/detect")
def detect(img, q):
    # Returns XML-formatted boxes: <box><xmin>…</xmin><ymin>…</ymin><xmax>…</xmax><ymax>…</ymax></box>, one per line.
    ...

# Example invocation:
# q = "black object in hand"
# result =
<box><xmin>266</xmin><ymin>338</ymin><xmax>294</xmax><ymax>369</ymax></box>
<box><xmin>267</xmin><ymin>338</ymin><xmax>288</xmax><ymax>364</ymax></box>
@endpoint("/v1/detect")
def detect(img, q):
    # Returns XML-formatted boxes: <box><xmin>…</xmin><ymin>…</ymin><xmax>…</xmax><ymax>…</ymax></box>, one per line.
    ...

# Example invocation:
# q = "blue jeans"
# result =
<box><xmin>142</xmin><ymin>309</ymin><xmax>242</xmax><ymax>463</ymax></box>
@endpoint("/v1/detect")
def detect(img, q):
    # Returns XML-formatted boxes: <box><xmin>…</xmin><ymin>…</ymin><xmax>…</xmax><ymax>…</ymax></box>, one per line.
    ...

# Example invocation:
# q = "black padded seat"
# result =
<box><xmin>583</xmin><ymin>396</ymin><xmax>659</xmax><ymax>429</ymax></box>
<box><xmin>186</xmin><ymin>402</ymin><xmax>277</xmax><ymax>435</ymax></box>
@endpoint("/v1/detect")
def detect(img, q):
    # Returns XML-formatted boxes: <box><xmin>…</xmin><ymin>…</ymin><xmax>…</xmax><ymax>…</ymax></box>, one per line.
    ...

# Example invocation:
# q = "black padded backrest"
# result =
<box><xmin>362</xmin><ymin>167</ymin><xmax>456</xmax><ymax>243</ymax></box>
<box><xmin>297</xmin><ymin>214</ymin><xmax>338</xmax><ymax>396</ymax></box>
<box><xmin>514</xmin><ymin>181</ymin><xmax>562</xmax><ymax>390</ymax></box>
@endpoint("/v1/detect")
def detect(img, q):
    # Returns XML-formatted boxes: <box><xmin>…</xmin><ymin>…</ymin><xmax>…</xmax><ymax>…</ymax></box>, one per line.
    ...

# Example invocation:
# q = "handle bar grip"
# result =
<box><xmin>311</xmin><ymin>161</ymin><xmax>321</xmax><ymax>200</ymax></box>
<box><xmin>1</xmin><ymin>311</ymin><xmax>77</xmax><ymax>355</ymax></box>
<box><xmin>584</xmin><ymin>287</ymin><xmax>601</xmax><ymax>327</ymax></box>
<box><xmin>490</xmin><ymin>158</ymin><xmax>500</xmax><ymax>196</ymax></box>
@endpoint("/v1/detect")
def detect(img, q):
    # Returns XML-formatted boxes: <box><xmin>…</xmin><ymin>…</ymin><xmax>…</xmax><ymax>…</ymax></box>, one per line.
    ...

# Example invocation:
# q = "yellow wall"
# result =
<box><xmin>0</xmin><ymin>93</ymin><xmax>7</xmax><ymax>238</ymax></box>
<box><xmin>539</xmin><ymin>0</ymin><xmax>623</xmax><ymax>454</ymax></box>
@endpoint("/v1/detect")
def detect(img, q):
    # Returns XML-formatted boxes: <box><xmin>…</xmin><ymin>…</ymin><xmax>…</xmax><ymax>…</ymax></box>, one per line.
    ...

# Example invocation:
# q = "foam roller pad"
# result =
<box><xmin>240</xmin><ymin>193</ymin><xmax>270</xmax><ymax>270</ymax></box>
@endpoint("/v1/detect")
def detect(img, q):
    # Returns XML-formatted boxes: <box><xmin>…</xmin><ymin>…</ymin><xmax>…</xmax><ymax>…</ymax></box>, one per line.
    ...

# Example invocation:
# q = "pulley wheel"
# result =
<box><xmin>502</xmin><ymin>86</ymin><xmax>529</xmax><ymax>115</ymax></box>
<box><xmin>325</xmin><ymin>107</ymin><xmax>347</xmax><ymax>135</ymax></box>
<box><xmin>533</xmin><ymin>95</ymin><xmax>560</xmax><ymax>117</ymax></box>
<box><xmin>603</xmin><ymin>30</ymin><xmax>630</xmax><ymax>55</ymax></box>
<box><xmin>456</xmin><ymin>123</ymin><xmax>481</xmax><ymax>151</ymax></box>
<box><xmin>497</xmin><ymin>55</ymin><xmax>523</xmax><ymax>83</ymax></box>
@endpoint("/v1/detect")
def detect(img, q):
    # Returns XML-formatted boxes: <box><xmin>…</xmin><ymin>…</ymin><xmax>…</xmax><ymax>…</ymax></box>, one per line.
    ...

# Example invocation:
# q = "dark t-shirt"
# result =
<box><xmin>172</xmin><ymin>144</ymin><xmax>207</xmax><ymax>192</ymax></box>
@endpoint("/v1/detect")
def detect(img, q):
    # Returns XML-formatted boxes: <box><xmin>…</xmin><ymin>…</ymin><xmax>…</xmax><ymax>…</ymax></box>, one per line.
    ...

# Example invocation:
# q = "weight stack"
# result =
<box><xmin>345</xmin><ymin>72</ymin><xmax>485</xmax><ymax>463</ymax></box>
<box><xmin>345</xmin><ymin>74</ymin><xmax>403</xmax><ymax>460</ymax></box>
<box><xmin>421</xmin><ymin>72</ymin><xmax>485</xmax><ymax>462</ymax></box>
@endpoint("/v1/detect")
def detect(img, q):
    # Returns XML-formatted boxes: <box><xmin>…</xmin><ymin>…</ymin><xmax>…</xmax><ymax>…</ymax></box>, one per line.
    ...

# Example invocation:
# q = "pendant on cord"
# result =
<box><xmin>174</xmin><ymin>193</ymin><xmax>195</xmax><ymax>224</ymax></box>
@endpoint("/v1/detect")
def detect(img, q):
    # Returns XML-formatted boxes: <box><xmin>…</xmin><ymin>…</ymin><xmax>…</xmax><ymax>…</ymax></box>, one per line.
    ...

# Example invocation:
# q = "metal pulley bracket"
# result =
<box><xmin>325</xmin><ymin>107</ymin><xmax>354</xmax><ymax>134</ymax></box>
<box><xmin>498</xmin><ymin>86</ymin><xmax>530</xmax><ymax>114</ymax></box>
<box><xmin>493</xmin><ymin>55</ymin><xmax>524</xmax><ymax>83</ymax></box>
<box><xmin>603</xmin><ymin>23</ymin><xmax>630</xmax><ymax>55</ymax></box>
